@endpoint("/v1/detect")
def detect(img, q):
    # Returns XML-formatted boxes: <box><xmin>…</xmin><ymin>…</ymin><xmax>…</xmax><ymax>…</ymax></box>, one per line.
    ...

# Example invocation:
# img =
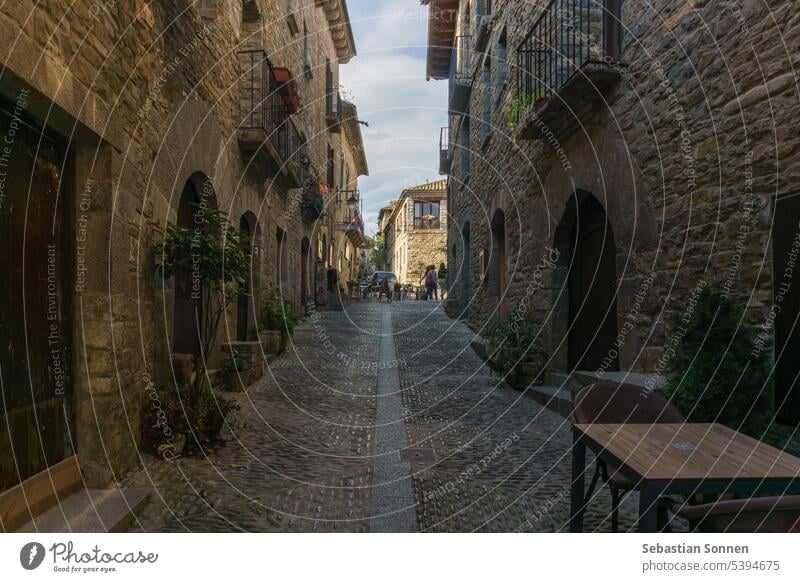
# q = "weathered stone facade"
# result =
<box><xmin>331</xmin><ymin>99</ymin><xmax>369</xmax><ymax>285</ymax></box>
<box><xmin>381</xmin><ymin>179</ymin><xmax>448</xmax><ymax>285</ymax></box>
<box><xmin>0</xmin><ymin>0</ymin><xmax>366</xmax><ymax>492</ymax></box>
<box><xmin>430</xmin><ymin>0</ymin><xmax>799</xmax><ymax>386</ymax></box>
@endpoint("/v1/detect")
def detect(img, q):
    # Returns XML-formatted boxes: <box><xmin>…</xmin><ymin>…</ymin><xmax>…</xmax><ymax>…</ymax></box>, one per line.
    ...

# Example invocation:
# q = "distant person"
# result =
<box><xmin>378</xmin><ymin>277</ymin><xmax>392</xmax><ymax>303</ymax></box>
<box><xmin>438</xmin><ymin>262</ymin><xmax>448</xmax><ymax>300</ymax></box>
<box><xmin>423</xmin><ymin>266</ymin><xmax>437</xmax><ymax>301</ymax></box>
<box><xmin>430</xmin><ymin>265</ymin><xmax>440</xmax><ymax>300</ymax></box>
<box><xmin>419</xmin><ymin>268</ymin><xmax>430</xmax><ymax>301</ymax></box>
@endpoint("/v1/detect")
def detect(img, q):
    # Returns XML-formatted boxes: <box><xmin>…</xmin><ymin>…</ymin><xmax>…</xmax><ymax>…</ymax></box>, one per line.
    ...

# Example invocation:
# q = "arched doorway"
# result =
<box><xmin>488</xmin><ymin>210</ymin><xmax>509</xmax><ymax>322</ymax></box>
<box><xmin>556</xmin><ymin>191</ymin><xmax>619</xmax><ymax>371</ymax></box>
<box><xmin>300</xmin><ymin>237</ymin><xmax>310</xmax><ymax>307</ymax></box>
<box><xmin>237</xmin><ymin>212</ymin><xmax>259</xmax><ymax>341</ymax></box>
<box><xmin>172</xmin><ymin>174</ymin><xmax>216</xmax><ymax>355</ymax></box>
<box><xmin>461</xmin><ymin>222</ymin><xmax>471</xmax><ymax>314</ymax></box>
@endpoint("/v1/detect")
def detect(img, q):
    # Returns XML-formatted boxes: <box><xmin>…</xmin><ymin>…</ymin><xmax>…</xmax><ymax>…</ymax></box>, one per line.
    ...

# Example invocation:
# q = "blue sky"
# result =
<box><xmin>340</xmin><ymin>0</ymin><xmax>448</xmax><ymax>235</ymax></box>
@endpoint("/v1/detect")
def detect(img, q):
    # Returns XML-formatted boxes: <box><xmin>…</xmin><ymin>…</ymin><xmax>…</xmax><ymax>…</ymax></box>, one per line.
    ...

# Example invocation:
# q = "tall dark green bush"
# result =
<box><xmin>664</xmin><ymin>284</ymin><xmax>772</xmax><ymax>437</ymax></box>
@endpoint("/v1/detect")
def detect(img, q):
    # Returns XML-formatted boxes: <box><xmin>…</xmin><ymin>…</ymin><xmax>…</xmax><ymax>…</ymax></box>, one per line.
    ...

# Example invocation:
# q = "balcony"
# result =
<box><xmin>238</xmin><ymin>50</ymin><xmax>306</xmax><ymax>188</ymax></box>
<box><xmin>300</xmin><ymin>173</ymin><xmax>325</xmax><ymax>223</ymax></box>
<box><xmin>438</xmin><ymin>126</ymin><xmax>451</xmax><ymax>175</ymax></box>
<box><xmin>514</xmin><ymin>0</ymin><xmax>623</xmax><ymax>139</ymax></box>
<box><xmin>334</xmin><ymin>190</ymin><xmax>367</xmax><ymax>247</ymax></box>
<box><xmin>448</xmin><ymin>34</ymin><xmax>473</xmax><ymax>115</ymax></box>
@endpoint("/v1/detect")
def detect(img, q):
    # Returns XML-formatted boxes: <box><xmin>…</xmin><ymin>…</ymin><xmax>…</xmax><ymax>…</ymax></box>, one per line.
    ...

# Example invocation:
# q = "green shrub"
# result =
<box><xmin>261</xmin><ymin>287</ymin><xmax>299</xmax><ymax>335</ymax></box>
<box><xmin>487</xmin><ymin>318</ymin><xmax>548</xmax><ymax>379</ymax></box>
<box><xmin>142</xmin><ymin>380</ymin><xmax>239</xmax><ymax>455</ymax></box>
<box><xmin>664</xmin><ymin>284</ymin><xmax>773</xmax><ymax>437</ymax></box>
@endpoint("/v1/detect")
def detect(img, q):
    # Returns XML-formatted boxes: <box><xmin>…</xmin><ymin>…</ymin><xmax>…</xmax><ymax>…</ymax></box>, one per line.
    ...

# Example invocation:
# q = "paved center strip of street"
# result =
<box><xmin>369</xmin><ymin>305</ymin><xmax>418</xmax><ymax>532</ymax></box>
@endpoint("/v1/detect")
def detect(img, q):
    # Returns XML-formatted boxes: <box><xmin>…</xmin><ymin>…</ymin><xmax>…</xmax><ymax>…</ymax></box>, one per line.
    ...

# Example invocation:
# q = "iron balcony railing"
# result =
<box><xmin>516</xmin><ymin>0</ymin><xmax>621</xmax><ymax>104</ymax></box>
<box><xmin>239</xmin><ymin>49</ymin><xmax>304</xmax><ymax>169</ymax></box>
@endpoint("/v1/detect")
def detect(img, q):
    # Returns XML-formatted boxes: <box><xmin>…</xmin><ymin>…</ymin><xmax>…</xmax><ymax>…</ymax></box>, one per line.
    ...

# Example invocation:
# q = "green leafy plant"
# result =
<box><xmin>223</xmin><ymin>348</ymin><xmax>249</xmax><ymax>375</ymax></box>
<box><xmin>141</xmin><ymin>379</ymin><xmax>239</xmax><ymax>455</ymax></box>
<box><xmin>151</xmin><ymin>203</ymin><xmax>249</xmax><ymax>445</ymax></box>
<box><xmin>261</xmin><ymin>287</ymin><xmax>299</xmax><ymax>336</ymax></box>
<box><xmin>664</xmin><ymin>284</ymin><xmax>773</xmax><ymax>437</ymax></box>
<box><xmin>487</xmin><ymin>318</ymin><xmax>548</xmax><ymax>384</ymax></box>
<box><xmin>371</xmin><ymin>233</ymin><xmax>387</xmax><ymax>270</ymax></box>
<box><xmin>504</xmin><ymin>90</ymin><xmax>542</xmax><ymax>126</ymax></box>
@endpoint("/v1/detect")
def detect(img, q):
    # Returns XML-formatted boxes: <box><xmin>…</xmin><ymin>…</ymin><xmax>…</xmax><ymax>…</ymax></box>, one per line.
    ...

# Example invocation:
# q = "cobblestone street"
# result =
<box><xmin>127</xmin><ymin>300</ymin><xmax>638</xmax><ymax>532</ymax></box>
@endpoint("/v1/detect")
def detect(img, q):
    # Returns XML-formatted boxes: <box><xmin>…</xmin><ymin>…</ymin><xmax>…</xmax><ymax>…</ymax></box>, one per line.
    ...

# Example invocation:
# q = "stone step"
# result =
<box><xmin>545</xmin><ymin>370</ymin><xmax>665</xmax><ymax>395</ymax></box>
<box><xmin>525</xmin><ymin>384</ymin><xmax>573</xmax><ymax>418</ymax></box>
<box><xmin>470</xmin><ymin>335</ymin><xmax>488</xmax><ymax>361</ymax></box>
<box><xmin>17</xmin><ymin>486</ymin><xmax>150</xmax><ymax>533</ymax></box>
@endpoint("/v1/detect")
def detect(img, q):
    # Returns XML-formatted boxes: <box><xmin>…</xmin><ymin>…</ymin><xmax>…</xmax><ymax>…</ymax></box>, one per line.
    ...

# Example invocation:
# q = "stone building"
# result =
<box><xmin>380</xmin><ymin>179</ymin><xmax>448</xmax><ymax>285</ymax></box>
<box><xmin>330</xmin><ymin>99</ymin><xmax>369</xmax><ymax>286</ymax></box>
<box><xmin>0</xmin><ymin>0</ymin><xmax>367</xmax><ymax>528</ymax></box>
<box><xmin>427</xmin><ymin>0</ymin><xmax>800</xmax><ymax>421</ymax></box>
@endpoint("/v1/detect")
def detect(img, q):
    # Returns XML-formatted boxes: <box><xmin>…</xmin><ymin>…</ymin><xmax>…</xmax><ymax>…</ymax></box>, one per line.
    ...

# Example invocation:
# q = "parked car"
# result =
<box><xmin>370</xmin><ymin>271</ymin><xmax>397</xmax><ymax>292</ymax></box>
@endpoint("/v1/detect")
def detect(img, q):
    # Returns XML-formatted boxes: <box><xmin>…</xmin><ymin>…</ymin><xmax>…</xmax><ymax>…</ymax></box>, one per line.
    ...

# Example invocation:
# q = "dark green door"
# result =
<box><xmin>0</xmin><ymin>102</ymin><xmax>74</xmax><ymax>492</ymax></box>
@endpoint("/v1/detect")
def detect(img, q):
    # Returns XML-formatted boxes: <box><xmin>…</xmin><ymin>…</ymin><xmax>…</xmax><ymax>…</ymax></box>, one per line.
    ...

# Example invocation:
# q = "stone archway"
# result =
<box><xmin>237</xmin><ymin>211</ymin><xmax>260</xmax><ymax>341</ymax></box>
<box><xmin>488</xmin><ymin>210</ymin><xmax>509</xmax><ymax>323</ymax></box>
<box><xmin>554</xmin><ymin>191</ymin><xmax>619</xmax><ymax>372</ymax></box>
<box><xmin>300</xmin><ymin>237</ymin><xmax>311</xmax><ymax>308</ymax></box>
<box><xmin>172</xmin><ymin>173</ymin><xmax>217</xmax><ymax>355</ymax></box>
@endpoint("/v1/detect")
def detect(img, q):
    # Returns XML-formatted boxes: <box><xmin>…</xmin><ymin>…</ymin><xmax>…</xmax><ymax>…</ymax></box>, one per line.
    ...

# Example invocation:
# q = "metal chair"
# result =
<box><xmin>663</xmin><ymin>496</ymin><xmax>800</xmax><ymax>532</ymax></box>
<box><xmin>571</xmin><ymin>382</ymin><xmax>685</xmax><ymax>532</ymax></box>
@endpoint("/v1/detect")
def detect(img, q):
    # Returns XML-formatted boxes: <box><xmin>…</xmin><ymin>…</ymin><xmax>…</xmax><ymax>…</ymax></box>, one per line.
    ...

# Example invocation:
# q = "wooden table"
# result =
<box><xmin>570</xmin><ymin>423</ymin><xmax>800</xmax><ymax>532</ymax></box>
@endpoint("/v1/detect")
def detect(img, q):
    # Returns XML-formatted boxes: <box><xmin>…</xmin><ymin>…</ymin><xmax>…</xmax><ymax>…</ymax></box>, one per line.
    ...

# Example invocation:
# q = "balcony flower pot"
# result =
<box><xmin>273</xmin><ymin>66</ymin><xmax>301</xmax><ymax>113</ymax></box>
<box><xmin>224</xmin><ymin>368</ymin><xmax>253</xmax><ymax>392</ymax></box>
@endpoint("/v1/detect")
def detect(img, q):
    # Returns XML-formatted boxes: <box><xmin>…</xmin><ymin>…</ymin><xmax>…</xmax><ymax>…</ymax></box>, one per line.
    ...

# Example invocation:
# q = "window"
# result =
<box><xmin>460</xmin><ymin>117</ymin><xmax>471</xmax><ymax>176</ymax></box>
<box><xmin>414</xmin><ymin>201</ymin><xmax>441</xmax><ymax>229</ymax></box>
<box><xmin>327</xmin><ymin>145</ymin><xmax>335</xmax><ymax>190</ymax></box>
<box><xmin>495</xmin><ymin>28</ymin><xmax>508</xmax><ymax>93</ymax></box>
<box><xmin>303</xmin><ymin>22</ymin><xmax>312</xmax><ymax>76</ymax></box>
<box><xmin>325</xmin><ymin>59</ymin><xmax>335</xmax><ymax>117</ymax></box>
<box><xmin>478</xmin><ymin>0</ymin><xmax>492</xmax><ymax>17</ymax></box>
<box><xmin>286</xmin><ymin>0</ymin><xmax>299</xmax><ymax>35</ymax></box>
<box><xmin>482</xmin><ymin>53</ymin><xmax>492</xmax><ymax>142</ymax></box>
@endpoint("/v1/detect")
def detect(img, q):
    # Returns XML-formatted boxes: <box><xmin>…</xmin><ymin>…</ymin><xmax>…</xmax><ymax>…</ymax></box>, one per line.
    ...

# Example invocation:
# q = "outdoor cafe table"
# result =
<box><xmin>570</xmin><ymin>423</ymin><xmax>800</xmax><ymax>532</ymax></box>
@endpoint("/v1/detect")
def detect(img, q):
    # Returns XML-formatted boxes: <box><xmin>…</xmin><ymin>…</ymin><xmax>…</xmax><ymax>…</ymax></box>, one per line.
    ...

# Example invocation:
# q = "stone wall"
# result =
<box><xmin>0</xmin><ymin>0</ymin><xmax>362</xmax><ymax>485</ymax></box>
<box><xmin>384</xmin><ymin>182</ymin><xmax>448</xmax><ymax>285</ymax></box>
<box><xmin>444</xmin><ymin>0</ymin><xmax>797</xmax><ymax>374</ymax></box>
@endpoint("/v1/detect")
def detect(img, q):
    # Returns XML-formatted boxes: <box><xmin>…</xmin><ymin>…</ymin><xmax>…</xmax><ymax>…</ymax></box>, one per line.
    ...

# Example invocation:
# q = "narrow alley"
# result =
<box><xmin>125</xmin><ymin>301</ymin><xmax>637</xmax><ymax>532</ymax></box>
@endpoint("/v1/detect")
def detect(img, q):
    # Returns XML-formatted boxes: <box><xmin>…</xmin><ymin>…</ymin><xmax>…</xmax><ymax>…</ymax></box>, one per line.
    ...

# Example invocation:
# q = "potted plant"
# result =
<box><xmin>260</xmin><ymin>287</ymin><xmax>299</xmax><ymax>354</ymax></box>
<box><xmin>223</xmin><ymin>348</ymin><xmax>252</xmax><ymax>392</ymax></box>
<box><xmin>487</xmin><ymin>318</ymin><xmax>548</xmax><ymax>389</ymax></box>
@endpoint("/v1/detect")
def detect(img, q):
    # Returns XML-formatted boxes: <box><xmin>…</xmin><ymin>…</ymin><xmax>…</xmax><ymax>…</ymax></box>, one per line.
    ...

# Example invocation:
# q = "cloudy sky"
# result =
<box><xmin>340</xmin><ymin>0</ymin><xmax>448</xmax><ymax>236</ymax></box>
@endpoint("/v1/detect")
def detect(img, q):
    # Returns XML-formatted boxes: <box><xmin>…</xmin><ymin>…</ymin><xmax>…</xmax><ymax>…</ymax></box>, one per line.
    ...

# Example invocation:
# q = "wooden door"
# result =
<box><xmin>0</xmin><ymin>103</ymin><xmax>74</xmax><ymax>492</ymax></box>
<box><xmin>568</xmin><ymin>207</ymin><xmax>619</xmax><ymax>371</ymax></box>
<box><xmin>773</xmin><ymin>192</ymin><xmax>800</xmax><ymax>425</ymax></box>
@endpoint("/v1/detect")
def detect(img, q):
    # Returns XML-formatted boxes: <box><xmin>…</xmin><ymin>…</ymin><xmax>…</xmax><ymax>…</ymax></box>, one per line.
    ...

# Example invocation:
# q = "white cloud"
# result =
<box><xmin>341</xmin><ymin>1</ymin><xmax>448</xmax><ymax>235</ymax></box>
